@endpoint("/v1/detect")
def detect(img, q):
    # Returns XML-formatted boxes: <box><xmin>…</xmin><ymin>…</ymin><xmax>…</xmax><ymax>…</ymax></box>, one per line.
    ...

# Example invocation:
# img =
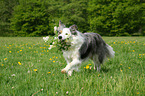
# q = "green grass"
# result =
<box><xmin>0</xmin><ymin>37</ymin><xmax>145</xmax><ymax>96</ymax></box>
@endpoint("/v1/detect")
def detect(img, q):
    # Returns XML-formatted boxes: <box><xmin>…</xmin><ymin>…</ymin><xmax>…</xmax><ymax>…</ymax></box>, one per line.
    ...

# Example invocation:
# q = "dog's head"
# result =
<box><xmin>58</xmin><ymin>23</ymin><xmax>78</xmax><ymax>41</ymax></box>
<box><xmin>55</xmin><ymin>21</ymin><xmax>79</xmax><ymax>50</ymax></box>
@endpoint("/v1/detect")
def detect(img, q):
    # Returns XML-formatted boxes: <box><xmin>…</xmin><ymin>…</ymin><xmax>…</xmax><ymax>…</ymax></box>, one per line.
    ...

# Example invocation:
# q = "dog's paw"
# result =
<box><xmin>61</xmin><ymin>69</ymin><xmax>67</xmax><ymax>74</ymax></box>
<box><xmin>68</xmin><ymin>71</ymin><xmax>72</xmax><ymax>76</ymax></box>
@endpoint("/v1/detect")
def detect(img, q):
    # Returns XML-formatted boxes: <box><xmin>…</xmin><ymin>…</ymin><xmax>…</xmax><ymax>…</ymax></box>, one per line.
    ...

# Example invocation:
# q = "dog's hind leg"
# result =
<box><xmin>92</xmin><ymin>55</ymin><xmax>101</xmax><ymax>72</ymax></box>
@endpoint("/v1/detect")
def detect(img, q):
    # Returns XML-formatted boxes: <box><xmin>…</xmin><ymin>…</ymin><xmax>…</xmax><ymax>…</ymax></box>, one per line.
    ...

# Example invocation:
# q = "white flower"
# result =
<box><xmin>48</xmin><ymin>45</ymin><xmax>54</xmax><ymax>50</ymax></box>
<box><xmin>11</xmin><ymin>74</ymin><xmax>16</xmax><ymax>77</ymax></box>
<box><xmin>43</xmin><ymin>36</ymin><xmax>49</xmax><ymax>42</ymax></box>
<box><xmin>27</xmin><ymin>70</ymin><xmax>30</xmax><ymax>73</ymax></box>
<box><xmin>66</xmin><ymin>91</ymin><xmax>69</xmax><ymax>95</ymax></box>
<box><xmin>54</xmin><ymin>37</ymin><xmax>57</xmax><ymax>40</ymax></box>
<box><xmin>54</xmin><ymin>26</ymin><xmax>58</xmax><ymax>34</ymax></box>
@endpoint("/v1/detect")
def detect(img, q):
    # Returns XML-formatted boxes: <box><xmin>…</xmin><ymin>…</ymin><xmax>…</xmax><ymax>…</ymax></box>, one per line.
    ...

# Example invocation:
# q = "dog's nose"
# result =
<box><xmin>58</xmin><ymin>36</ymin><xmax>62</xmax><ymax>39</ymax></box>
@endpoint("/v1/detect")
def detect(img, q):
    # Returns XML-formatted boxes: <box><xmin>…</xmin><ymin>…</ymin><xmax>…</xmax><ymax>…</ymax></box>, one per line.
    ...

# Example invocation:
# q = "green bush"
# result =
<box><xmin>7</xmin><ymin>0</ymin><xmax>145</xmax><ymax>36</ymax></box>
<box><xmin>10</xmin><ymin>0</ymin><xmax>54</xmax><ymax>36</ymax></box>
<box><xmin>88</xmin><ymin>0</ymin><xmax>144</xmax><ymax>36</ymax></box>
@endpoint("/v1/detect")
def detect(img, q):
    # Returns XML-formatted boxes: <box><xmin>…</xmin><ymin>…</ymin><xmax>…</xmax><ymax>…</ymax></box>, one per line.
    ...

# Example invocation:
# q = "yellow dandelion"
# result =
<box><xmin>4</xmin><ymin>58</ymin><xmax>7</xmax><ymax>60</ymax></box>
<box><xmin>113</xmin><ymin>42</ymin><xmax>115</xmax><ymax>44</ymax></box>
<box><xmin>49</xmin><ymin>58</ymin><xmax>52</xmax><ymax>60</ymax></box>
<box><xmin>44</xmin><ymin>47</ymin><xmax>46</xmax><ymax>49</ymax></box>
<box><xmin>42</xmin><ymin>50</ymin><xmax>43</xmax><ymax>52</ymax></box>
<box><xmin>120</xmin><ymin>69</ymin><xmax>123</xmax><ymax>72</ymax></box>
<box><xmin>121</xmin><ymin>41</ymin><xmax>124</xmax><ymax>44</ymax></box>
<box><xmin>47</xmin><ymin>72</ymin><xmax>51</xmax><ymax>74</ymax></box>
<box><xmin>17</xmin><ymin>51</ymin><xmax>19</xmax><ymax>53</ymax></box>
<box><xmin>53</xmin><ymin>56</ymin><xmax>55</xmax><ymax>58</ymax></box>
<box><xmin>139</xmin><ymin>57</ymin><xmax>141</xmax><ymax>58</ymax></box>
<box><xmin>56</xmin><ymin>57</ymin><xmax>58</xmax><ymax>59</ymax></box>
<box><xmin>133</xmin><ymin>50</ymin><xmax>135</xmax><ymax>52</ymax></box>
<box><xmin>98</xmin><ymin>74</ymin><xmax>100</xmax><ymax>77</ymax></box>
<box><xmin>7</xmin><ymin>47</ymin><xmax>9</xmax><ymax>48</ymax></box>
<box><xmin>128</xmin><ymin>67</ymin><xmax>131</xmax><ymax>69</ymax></box>
<box><xmin>20</xmin><ymin>50</ymin><xmax>22</xmax><ymax>51</ymax></box>
<box><xmin>9</xmin><ymin>45</ymin><xmax>11</xmax><ymax>46</ymax></box>
<box><xmin>86</xmin><ymin>65</ymin><xmax>89</xmax><ymax>69</ymax></box>
<box><xmin>84</xmin><ymin>67</ymin><xmax>86</xmax><ymax>68</ymax></box>
<box><xmin>18</xmin><ymin>62</ymin><xmax>21</xmax><ymax>65</ymax></box>
<box><xmin>9</xmin><ymin>51</ymin><xmax>12</xmax><ymax>53</ymax></box>
<box><xmin>47</xmin><ymin>50</ymin><xmax>49</xmax><ymax>52</ymax></box>
<box><xmin>29</xmin><ymin>47</ymin><xmax>31</xmax><ymax>49</ymax></box>
<box><xmin>88</xmin><ymin>64</ymin><xmax>91</xmax><ymax>65</ymax></box>
<box><xmin>33</xmin><ymin>69</ymin><xmax>37</xmax><ymax>71</ymax></box>
<box><xmin>97</xmin><ymin>92</ymin><xmax>100</xmax><ymax>95</ymax></box>
<box><xmin>53</xmin><ymin>61</ymin><xmax>55</xmax><ymax>63</ymax></box>
<box><xmin>1</xmin><ymin>64</ymin><xmax>4</xmax><ymax>66</ymax></box>
<box><xmin>120</xmin><ymin>64</ymin><xmax>123</xmax><ymax>65</ymax></box>
<box><xmin>137</xmin><ymin>92</ymin><xmax>139</xmax><ymax>94</ymax></box>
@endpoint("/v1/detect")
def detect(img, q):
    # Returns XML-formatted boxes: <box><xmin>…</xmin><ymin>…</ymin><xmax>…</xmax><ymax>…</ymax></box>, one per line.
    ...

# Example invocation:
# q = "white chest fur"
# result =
<box><xmin>63</xmin><ymin>48</ymin><xmax>79</xmax><ymax>60</ymax></box>
<box><xmin>62</xmin><ymin>35</ymin><xmax>84</xmax><ymax>62</ymax></box>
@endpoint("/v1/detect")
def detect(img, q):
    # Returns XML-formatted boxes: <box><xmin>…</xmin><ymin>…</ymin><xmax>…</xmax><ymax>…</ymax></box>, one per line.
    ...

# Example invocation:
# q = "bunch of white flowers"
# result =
<box><xmin>43</xmin><ymin>35</ymin><xmax>71</xmax><ymax>51</ymax></box>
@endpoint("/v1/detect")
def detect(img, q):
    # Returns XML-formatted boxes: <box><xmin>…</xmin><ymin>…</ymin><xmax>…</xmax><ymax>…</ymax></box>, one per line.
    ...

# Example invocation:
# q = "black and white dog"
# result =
<box><xmin>55</xmin><ymin>21</ymin><xmax>115</xmax><ymax>76</ymax></box>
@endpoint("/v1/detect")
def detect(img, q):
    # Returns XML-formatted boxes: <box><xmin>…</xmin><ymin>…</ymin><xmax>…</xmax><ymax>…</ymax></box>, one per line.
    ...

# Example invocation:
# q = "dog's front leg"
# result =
<box><xmin>67</xmin><ymin>66</ymin><xmax>80</xmax><ymax>76</ymax></box>
<box><xmin>61</xmin><ymin>59</ymin><xmax>81</xmax><ymax>74</ymax></box>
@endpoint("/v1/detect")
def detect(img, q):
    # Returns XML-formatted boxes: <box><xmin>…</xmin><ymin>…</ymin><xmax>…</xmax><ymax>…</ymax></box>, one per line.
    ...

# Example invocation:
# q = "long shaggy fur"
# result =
<box><xmin>55</xmin><ymin>21</ymin><xmax>115</xmax><ymax>76</ymax></box>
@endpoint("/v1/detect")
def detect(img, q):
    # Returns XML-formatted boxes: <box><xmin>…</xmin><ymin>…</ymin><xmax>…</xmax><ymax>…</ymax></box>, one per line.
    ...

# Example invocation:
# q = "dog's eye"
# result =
<box><xmin>65</xmin><ymin>33</ymin><xmax>68</xmax><ymax>35</ymax></box>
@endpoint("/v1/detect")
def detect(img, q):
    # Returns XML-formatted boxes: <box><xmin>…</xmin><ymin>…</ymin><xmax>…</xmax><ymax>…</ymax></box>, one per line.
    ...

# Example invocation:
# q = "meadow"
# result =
<box><xmin>0</xmin><ymin>37</ymin><xmax>145</xmax><ymax>96</ymax></box>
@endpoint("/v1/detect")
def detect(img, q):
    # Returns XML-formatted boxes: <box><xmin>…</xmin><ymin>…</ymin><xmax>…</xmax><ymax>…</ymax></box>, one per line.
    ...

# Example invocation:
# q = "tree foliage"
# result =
<box><xmin>0</xmin><ymin>0</ymin><xmax>144</xmax><ymax>36</ymax></box>
<box><xmin>88</xmin><ymin>0</ymin><xmax>144</xmax><ymax>36</ymax></box>
<box><xmin>10</xmin><ymin>0</ymin><xmax>53</xmax><ymax>36</ymax></box>
<box><xmin>0</xmin><ymin>0</ymin><xmax>19</xmax><ymax>36</ymax></box>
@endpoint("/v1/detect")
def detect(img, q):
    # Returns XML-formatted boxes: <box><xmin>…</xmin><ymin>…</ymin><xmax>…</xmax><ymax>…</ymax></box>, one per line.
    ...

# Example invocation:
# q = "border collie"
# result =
<box><xmin>55</xmin><ymin>21</ymin><xmax>115</xmax><ymax>76</ymax></box>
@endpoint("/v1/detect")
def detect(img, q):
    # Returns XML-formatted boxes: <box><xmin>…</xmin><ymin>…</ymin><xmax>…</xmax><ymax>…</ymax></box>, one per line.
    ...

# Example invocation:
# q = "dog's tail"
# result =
<box><xmin>106</xmin><ymin>44</ymin><xmax>115</xmax><ymax>58</ymax></box>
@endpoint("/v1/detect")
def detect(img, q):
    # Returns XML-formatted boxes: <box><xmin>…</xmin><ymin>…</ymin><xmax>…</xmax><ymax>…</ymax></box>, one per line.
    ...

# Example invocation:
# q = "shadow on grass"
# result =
<box><xmin>101</xmin><ymin>67</ymin><xmax>110</xmax><ymax>73</ymax></box>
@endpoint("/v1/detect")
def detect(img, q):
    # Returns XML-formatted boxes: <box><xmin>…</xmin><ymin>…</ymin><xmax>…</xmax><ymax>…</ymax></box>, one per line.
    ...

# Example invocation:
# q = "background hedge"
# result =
<box><xmin>0</xmin><ymin>0</ymin><xmax>145</xmax><ymax>36</ymax></box>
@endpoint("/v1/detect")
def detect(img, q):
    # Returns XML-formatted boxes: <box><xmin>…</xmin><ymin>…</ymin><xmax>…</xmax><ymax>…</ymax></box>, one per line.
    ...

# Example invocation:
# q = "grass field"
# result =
<box><xmin>0</xmin><ymin>37</ymin><xmax>145</xmax><ymax>96</ymax></box>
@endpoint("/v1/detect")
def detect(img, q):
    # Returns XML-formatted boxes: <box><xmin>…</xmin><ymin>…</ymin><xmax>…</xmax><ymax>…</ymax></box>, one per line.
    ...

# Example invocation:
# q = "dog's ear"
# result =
<box><xmin>58</xmin><ymin>20</ymin><xmax>65</xmax><ymax>34</ymax></box>
<box><xmin>59</xmin><ymin>20</ymin><xmax>65</xmax><ymax>28</ymax></box>
<box><xmin>69</xmin><ymin>24</ymin><xmax>78</xmax><ymax>30</ymax></box>
<box><xmin>69</xmin><ymin>24</ymin><xmax>78</xmax><ymax>35</ymax></box>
